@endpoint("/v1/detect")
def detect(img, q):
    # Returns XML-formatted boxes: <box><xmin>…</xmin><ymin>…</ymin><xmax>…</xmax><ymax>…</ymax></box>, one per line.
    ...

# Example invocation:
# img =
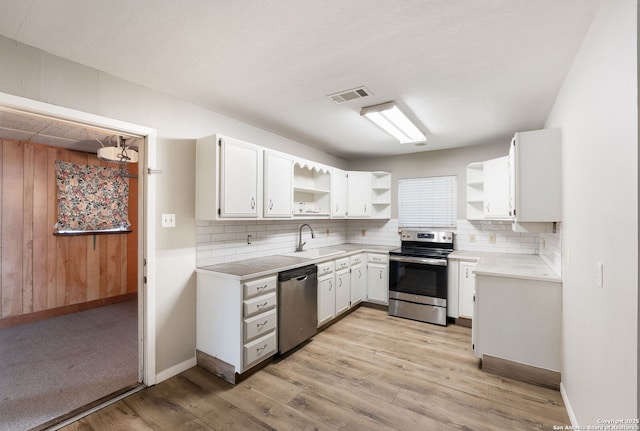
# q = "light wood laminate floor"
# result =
<box><xmin>61</xmin><ymin>306</ymin><xmax>570</xmax><ymax>430</ymax></box>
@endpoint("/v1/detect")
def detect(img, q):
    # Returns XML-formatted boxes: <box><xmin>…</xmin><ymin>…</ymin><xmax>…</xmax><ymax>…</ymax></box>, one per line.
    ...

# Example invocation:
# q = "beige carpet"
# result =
<box><xmin>0</xmin><ymin>300</ymin><xmax>138</xmax><ymax>431</ymax></box>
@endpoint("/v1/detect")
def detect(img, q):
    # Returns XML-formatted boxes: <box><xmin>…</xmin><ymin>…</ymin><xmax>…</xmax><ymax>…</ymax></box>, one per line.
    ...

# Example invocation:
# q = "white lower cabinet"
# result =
<box><xmin>349</xmin><ymin>254</ymin><xmax>365</xmax><ymax>306</ymax></box>
<box><xmin>335</xmin><ymin>258</ymin><xmax>351</xmax><ymax>316</ymax></box>
<box><xmin>458</xmin><ymin>262</ymin><xmax>476</xmax><ymax>319</ymax></box>
<box><xmin>317</xmin><ymin>261</ymin><xmax>336</xmax><ymax>327</ymax></box>
<box><xmin>196</xmin><ymin>272</ymin><xmax>278</xmax><ymax>381</ymax></box>
<box><xmin>474</xmin><ymin>274</ymin><xmax>561</xmax><ymax>372</ymax></box>
<box><xmin>366</xmin><ymin>253</ymin><xmax>389</xmax><ymax>305</ymax></box>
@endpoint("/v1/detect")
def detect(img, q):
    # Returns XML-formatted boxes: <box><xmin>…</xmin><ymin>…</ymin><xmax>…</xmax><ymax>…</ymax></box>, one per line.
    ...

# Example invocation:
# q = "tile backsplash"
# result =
<box><xmin>454</xmin><ymin>219</ymin><xmax>539</xmax><ymax>254</ymax></box>
<box><xmin>196</xmin><ymin>218</ymin><xmax>561</xmax><ymax>275</ymax></box>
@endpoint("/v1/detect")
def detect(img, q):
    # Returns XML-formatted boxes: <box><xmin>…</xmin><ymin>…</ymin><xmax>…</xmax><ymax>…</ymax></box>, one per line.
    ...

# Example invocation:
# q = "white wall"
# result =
<box><xmin>545</xmin><ymin>0</ymin><xmax>638</xmax><ymax>423</ymax></box>
<box><xmin>0</xmin><ymin>35</ymin><xmax>346</xmax><ymax>378</ymax></box>
<box><xmin>348</xmin><ymin>141</ymin><xmax>510</xmax><ymax>219</ymax></box>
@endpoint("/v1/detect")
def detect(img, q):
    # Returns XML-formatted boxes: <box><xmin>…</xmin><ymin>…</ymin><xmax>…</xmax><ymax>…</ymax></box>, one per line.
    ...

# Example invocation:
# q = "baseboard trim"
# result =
<box><xmin>196</xmin><ymin>349</ymin><xmax>271</xmax><ymax>385</ymax></box>
<box><xmin>0</xmin><ymin>293</ymin><xmax>137</xmax><ymax>329</ymax></box>
<box><xmin>156</xmin><ymin>356</ymin><xmax>197</xmax><ymax>384</ymax></box>
<box><xmin>560</xmin><ymin>381</ymin><xmax>578</xmax><ymax>426</ymax></box>
<box><xmin>482</xmin><ymin>354</ymin><xmax>561</xmax><ymax>390</ymax></box>
<box><xmin>455</xmin><ymin>317</ymin><xmax>472</xmax><ymax>328</ymax></box>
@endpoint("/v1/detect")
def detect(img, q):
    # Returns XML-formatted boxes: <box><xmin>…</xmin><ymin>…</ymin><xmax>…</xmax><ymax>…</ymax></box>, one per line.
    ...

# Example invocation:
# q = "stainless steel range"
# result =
<box><xmin>388</xmin><ymin>230</ymin><xmax>454</xmax><ymax>326</ymax></box>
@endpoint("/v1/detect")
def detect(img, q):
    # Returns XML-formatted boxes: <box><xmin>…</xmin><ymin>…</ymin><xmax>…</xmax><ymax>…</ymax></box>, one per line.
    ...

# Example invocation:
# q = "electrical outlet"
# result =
<box><xmin>469</xmin><ymin>234</ymin><xmax>475</xmax><ymax>243</ymax></box>
<box><xmin>361</xmin><ymin>229</ymin><xmax>366</xmax><ymax>237</ymax></box>
<box><xmin>488</xmin><ymin>233</ymin><xmax>496</xmax><ymax>244</ymax></box>
<box><xmin>326</xmin><ymin>228</ymin><xmax>330</xmax><ymax>236</ymax></box>
<box><xmin>161</xmin><ymin>213</ymin><xmax>175</xmax><ymax>228</ymax></box>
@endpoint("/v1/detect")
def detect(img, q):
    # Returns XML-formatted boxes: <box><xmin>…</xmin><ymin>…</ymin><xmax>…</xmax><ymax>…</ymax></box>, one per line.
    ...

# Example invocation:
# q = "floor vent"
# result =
<box><xmin>327</xmin><ymin>86</ymin><xmax>372</xmax><ymax>103</ymax></box>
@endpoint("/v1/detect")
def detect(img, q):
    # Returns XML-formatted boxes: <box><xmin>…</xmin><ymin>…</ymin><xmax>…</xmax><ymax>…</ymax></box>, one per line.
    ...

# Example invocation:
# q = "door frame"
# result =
<box><xmin>0</xmin><ymin>91</ymin><xmax>157</xmax><ymax>385</ymax></box>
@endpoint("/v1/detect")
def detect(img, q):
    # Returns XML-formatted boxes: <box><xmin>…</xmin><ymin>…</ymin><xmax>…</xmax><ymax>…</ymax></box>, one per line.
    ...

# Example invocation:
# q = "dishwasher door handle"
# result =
<box><xmin>296</xmin><ymin>275</ymin><xmax>308</xmax><ymax>282</ymax></box>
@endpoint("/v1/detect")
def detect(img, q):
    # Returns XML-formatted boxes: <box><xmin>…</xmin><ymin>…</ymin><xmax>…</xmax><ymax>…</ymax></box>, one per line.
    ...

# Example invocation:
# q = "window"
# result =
<box><xmin>398</xmin><ymin>176</ymin><xmax>457</xmax><ymax>228</ymax></box>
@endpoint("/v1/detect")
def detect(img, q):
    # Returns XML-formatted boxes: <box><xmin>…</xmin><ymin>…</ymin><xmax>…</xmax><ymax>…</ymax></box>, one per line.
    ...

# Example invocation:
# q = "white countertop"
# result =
<box><xmin>196</xmin><ymin>243</ymin><xmax>396</xmax><ymax>281</ymax></box>
<box><xmin>449</xmin><ymin>250</ymin><xmax>561</xmax><ymax>283</ymax></box>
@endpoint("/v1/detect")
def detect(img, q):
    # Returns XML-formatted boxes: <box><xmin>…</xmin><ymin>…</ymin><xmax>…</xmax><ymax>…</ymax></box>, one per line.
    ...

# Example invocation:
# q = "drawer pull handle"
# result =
<box><xmin>256</xmin><ymin>302</ymin><xmax>268</xmax><ymax>309</ymax></box>
<box><xmin>256</xmin><ymin>320</ymin><xmax>268</xmax><ymax>329</ymax></box>
<box><xmin>256</xmin><ymin>284</ymin><xmax>268</xmax><ymax>291</ymax></box>
<box><xmin>256</xmin><ymin>344</ymin><xmax>268</xmax><ymax>353</ymax></box>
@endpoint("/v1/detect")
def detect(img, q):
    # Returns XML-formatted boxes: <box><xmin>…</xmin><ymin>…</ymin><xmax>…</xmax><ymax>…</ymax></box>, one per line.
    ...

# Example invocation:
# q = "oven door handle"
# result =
<box><xmin>389</xmin><ymin>255</ymin><xmax>448</xmax><ymax>266</ymax></box>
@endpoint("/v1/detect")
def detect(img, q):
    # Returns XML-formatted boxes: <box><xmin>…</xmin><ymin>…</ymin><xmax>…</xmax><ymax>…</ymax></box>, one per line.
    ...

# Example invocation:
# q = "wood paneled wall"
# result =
<box><xmin>0</xmin><ymin>139</ymin><xmax>138</xmax><ymax>325</ymax></box>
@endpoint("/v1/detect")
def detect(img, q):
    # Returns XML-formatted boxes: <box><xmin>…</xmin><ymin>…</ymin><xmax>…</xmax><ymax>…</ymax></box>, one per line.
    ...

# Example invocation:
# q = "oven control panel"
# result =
<box><xmin>400</xmin><ymin>230</ymin><xmax>453</xmax><ymax>244</ymax></box>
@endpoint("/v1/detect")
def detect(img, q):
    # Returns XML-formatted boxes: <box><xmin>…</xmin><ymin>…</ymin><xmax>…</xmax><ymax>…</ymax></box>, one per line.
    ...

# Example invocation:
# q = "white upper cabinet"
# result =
<box><xmin>370</xmin><ymin>171</ymin><xmax>391</xmax><ymax>219</ymax></box>
<box><xmin>347</xmin><ymin>171</ymin><xmax>371</xmax><ymax>218</ymax></box>
<box><xmin>196</xmin><ymin>134</ymin><xmax>392</xmax><ymax>221</ymax></box>
<box><xmin>293</xmin><ymin>160</ymin><xmax>331</xmax><ymax>217</ymax></box>
<box><xmin>331</xmin><ymin>168</ymin><xmax>348</xmax><ymax>218</ymax></box>
<box><xmin>196</xmin><ymin>134</ymin><xmax>262</xmax><ymax>220</ymax></box>
<box><xmin>220</xmin><ymin>136</ymin><xmax>261</xmax><ymax>218</ymax></box>
<box><xmin>264</xmin><ymin>151</ymin><xmax>293</xmax><ymax>218</ymax></box>
<box><xmin>509</xmin><ymin>128</ymin><xmax>561</xmax><ymax>222</ymax></box>
<box><xmin>482</xmin><ymin>156</ymin><xmax>513</xmax><ymax>220</ymax></box>
<box><xmin>465</xmin><ymin>162</ymin><xmax>484</xmax><ymax>220</ymax></box>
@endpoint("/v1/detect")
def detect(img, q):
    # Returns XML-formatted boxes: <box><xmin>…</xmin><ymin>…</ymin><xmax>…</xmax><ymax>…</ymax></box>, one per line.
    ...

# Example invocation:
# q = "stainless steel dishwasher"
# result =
<box><xmin>278</xmin><ymin>264</ymin><xmax>318</xmax><ymax>354</ymax></box>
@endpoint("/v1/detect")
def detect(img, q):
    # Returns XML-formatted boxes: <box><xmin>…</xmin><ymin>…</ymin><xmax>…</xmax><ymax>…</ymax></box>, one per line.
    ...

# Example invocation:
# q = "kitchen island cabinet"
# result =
<box><xmin>472</xmin><ymin>264</ymin><xmax>562</xmax><ymax>389</ymax></box>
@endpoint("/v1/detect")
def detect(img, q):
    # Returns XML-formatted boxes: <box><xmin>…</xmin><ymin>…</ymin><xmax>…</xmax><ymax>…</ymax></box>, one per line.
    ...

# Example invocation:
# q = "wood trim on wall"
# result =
<box><xmin>0</xmin><ymin>138</ymin><xmax>138</xmax><ymax>324</ymax></box>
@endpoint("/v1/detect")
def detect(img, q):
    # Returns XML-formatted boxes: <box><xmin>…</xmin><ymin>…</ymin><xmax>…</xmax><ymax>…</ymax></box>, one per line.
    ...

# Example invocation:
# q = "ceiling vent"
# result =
<box><xmin>327</xmin><ymin>86</ymin><xmax>372</xmax><ymax>104</ymax></box>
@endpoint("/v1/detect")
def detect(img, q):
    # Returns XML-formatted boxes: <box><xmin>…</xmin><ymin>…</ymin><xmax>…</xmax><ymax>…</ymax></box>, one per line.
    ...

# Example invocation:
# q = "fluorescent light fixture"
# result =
<box><xmin>360</xmin><ymin>101</ymin><xmax>426</xmax><ymax>144</ymax></box>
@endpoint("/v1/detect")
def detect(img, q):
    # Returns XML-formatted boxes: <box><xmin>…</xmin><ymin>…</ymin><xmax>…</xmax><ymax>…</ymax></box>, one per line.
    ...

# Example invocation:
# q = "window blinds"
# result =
<box><xmin>398</xmin><ymin>176</ymin><xmax>457</xmax><ymax>228</ymax></box>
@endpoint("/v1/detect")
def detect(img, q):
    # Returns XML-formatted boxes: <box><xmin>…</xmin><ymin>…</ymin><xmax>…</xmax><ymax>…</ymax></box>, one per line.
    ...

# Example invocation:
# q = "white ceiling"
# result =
<box><xmin>0</xmin><ymin>0</ymin><xmax>602</xmax><ymax>160</ymax></box>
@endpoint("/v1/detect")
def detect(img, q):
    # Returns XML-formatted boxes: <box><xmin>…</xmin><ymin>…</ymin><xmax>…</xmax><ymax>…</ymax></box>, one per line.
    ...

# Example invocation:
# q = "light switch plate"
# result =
<box><xmin>162</xmin><ymin>213</ymin><xmax>176</xmax><ymax>228</ymax></box>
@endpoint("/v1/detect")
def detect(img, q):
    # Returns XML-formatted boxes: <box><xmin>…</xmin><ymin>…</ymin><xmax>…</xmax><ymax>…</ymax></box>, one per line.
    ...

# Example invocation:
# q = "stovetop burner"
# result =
<box><xmin>390</xmin><ymin>247</ymin><xmax>453</xmax><ymax>259</ymax></box>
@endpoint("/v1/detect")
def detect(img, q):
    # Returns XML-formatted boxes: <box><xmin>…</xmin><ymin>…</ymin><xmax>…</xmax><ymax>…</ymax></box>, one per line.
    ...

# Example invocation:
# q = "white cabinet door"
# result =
<box><xmin>264</xmin><ymin>151</ymin><xmax>292</xmax><ymax>218</ymax></box>
<box><xmin>510</xmin><ymin>128</ymin><xmax>561</xmax><ymax>222</ymax></box>
<box><xmin>335</xmin><ymin>268</ymin><xmax>351</xmax><ymax>316</ymax></box>
<box><xmin>331</xmin><ymin>168</ymin><xmax>348</xmax><ymax>218</ymax></box>
<box><xmin>350</xmin><ymin>263</ymin><xmax>364</xmax><ymax>306</ymax></box>
<box><xmin>347</xmin><ymin>171</ymin><xmax>371</xmax><ymax>218</ymax></box>
<box><xmin>458</xmin><ymin>262</ymin><xmax>476</xmax><ymax>319</ymax></box>
<box><xmin>220</xmin><ymin>137</ymin><xmax>260</xmax><ymax>217</ymax></box>
<box><xmin>483</xmin><ymin>156</ymin><xmax>512</xmax><ymax>219</ymax></box>
<box><xmin>317</xmin><ymin>274</ymin><xmax>336</xmax><ymax>327</ymax></box>
<box><xmin>367</xmin><ymin>263</ymin><xmax>388</xmax><ymax>305</ymax></box>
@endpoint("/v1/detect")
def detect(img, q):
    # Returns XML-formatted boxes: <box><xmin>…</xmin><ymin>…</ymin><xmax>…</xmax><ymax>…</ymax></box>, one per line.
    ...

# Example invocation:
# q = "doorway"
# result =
<box><xmin>0</xmin><ymin>93</ymin><xmax>156</xmax><ymax>430</ymax></box>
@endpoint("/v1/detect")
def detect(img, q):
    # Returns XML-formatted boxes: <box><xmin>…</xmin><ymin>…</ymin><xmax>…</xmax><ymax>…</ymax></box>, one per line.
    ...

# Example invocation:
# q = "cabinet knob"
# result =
<box><xmin>329</xmin><ymin>281</ymin><xmax>333</xmax><ymax>291</ymax></box>
<box><xmin>256</xmin><ymin>343</ymin><xmax>267</xmax><ymax>353</ymax></box>
<box><xmin>269</xmin><ymin>199</ymin><xmax>273</xmax><ymax>210</ymax></box>
<box><xmin>256</xmin><ymin>302</ymin><xmax>268</xmax><ymax>309</ymax></box>
<box><xmin>335</xmin><ymin>204</ymin><xmax>339</xmax><ymax>213</ymax></box>
<box><xmin>379</xmin><ymin>270</ymin><xmax>382</xmax><ymax>279</ymax></box>
<box><xmin>257</xmin><ymin>320</ymin><xmax>268</xmax><ymax>328</ymax></box>
<box><xmin>251</xmin><ymin>197</ymin><xmax>256</xmax><ymax>209</ymax></box>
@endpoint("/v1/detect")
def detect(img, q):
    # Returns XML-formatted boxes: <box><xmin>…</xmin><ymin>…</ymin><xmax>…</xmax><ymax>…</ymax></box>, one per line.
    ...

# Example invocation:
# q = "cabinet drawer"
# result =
<box><xmin>335</xmin><ymin>257</ymin><xmax>350</xmax><ymax>271</ymax></box>
<box><xmin>244</xmin><ymin>308</ymin><xmax>277</xmax><ymax>342</ymax></box>
<box><xmin>243</xmin><ymin>292</ymin><xmax>277</xmax><ymax>317</ymax></box>
<box><xmin>368</xmin><ymin>253</ymin><xmax>389</xmax><ymax>264</ymax></box>
<box><xmin>244</xmin><ymin>332</ymin><xmax>277</xmax><ymax>367</ymax></box>
<box><xmin>317</xmin><ymin>261</ymin><xmax>335</xmax><ymax>277</ymax></box>
<box><xmin>350</xmin><ymin>254</ymin><xmax>363</xmax><ymax>265</ymax></box>
<box><xmin>243</xmin><ymin>276</ymin><xmax>277</xmax><ymax>299</ymax></box>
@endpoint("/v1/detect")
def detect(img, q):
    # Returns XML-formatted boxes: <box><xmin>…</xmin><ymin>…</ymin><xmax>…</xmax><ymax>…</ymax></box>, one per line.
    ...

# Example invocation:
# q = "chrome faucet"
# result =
<box><xmin>296</xmin><ymin>224</ymin><xmax>315</xmax><ymax>252</ymax></box>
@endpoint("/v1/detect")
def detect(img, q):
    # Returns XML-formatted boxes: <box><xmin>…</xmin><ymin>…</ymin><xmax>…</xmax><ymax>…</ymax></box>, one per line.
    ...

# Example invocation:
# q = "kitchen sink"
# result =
<box><xmin>281</xmin><ymin>248</ymin><xmax>345</xmax><ymax>259</ymax></box>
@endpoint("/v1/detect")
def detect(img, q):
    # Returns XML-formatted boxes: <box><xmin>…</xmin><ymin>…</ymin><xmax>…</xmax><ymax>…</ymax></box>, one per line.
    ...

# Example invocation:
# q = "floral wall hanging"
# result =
<box><xmin>54</xmin><ymin>160</ymin><xmax>130</xmax><ymax>233</ymax></box>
